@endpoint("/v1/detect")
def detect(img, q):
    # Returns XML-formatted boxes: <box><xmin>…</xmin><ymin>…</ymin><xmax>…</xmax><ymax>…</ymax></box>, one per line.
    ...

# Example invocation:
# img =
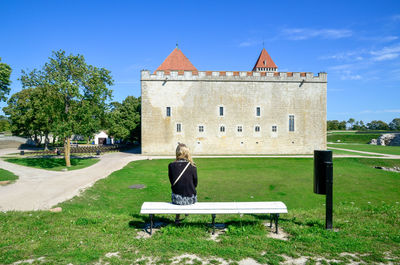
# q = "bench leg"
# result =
<box><xmin>269</xmin><ymin>214</ymin><xmax>273</xmax><ymax>228</ymax></box>
<box><xmin>211</xmin><ymin>214</ymin><xmax>216</xmax><ymax>235</ymax></box>
<box><xmin>149</xmin><ymin>214</ymin><xmax>154</xmax><ymax>235</ymax></box>
<box><xmin>275</xmin><ymin>214</ymin><xmax>279</xmax><ymax>234</ymax></box>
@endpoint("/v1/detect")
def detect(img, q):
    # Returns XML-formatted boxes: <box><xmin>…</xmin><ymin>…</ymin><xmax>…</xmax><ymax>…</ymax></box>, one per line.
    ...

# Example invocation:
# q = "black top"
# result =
<box><xmin>168</xmin><ymin>159</ymin><xmax>198</xmax><ymax>197</ymax></box>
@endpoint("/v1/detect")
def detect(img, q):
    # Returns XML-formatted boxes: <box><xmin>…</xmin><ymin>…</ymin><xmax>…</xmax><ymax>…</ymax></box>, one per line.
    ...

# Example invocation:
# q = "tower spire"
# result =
<box><xmin>252</xmin><ymin>48</ymin><xmax>278</xmax><ymax>72</ymax></box>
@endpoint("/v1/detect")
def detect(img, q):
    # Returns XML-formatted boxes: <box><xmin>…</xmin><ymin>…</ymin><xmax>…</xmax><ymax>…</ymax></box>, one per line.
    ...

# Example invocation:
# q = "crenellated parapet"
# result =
<box><xmin>141</xmin><ymin>70</ymin><xmax>327</xmax><ymax>82</ymax></box>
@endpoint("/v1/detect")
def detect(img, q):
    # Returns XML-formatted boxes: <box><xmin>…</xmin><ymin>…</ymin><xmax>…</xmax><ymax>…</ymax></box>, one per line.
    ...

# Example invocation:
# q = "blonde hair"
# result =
<box><xmin>176</xmin><ymin>143</ymin><xmax>195</xmax><ymax>166</ymax></box>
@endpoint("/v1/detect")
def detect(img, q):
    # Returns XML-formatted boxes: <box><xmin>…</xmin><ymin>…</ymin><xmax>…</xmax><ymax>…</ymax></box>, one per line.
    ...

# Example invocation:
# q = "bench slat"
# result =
<box><xmin>140</xmin><ymin>201</ymin><xmax>288</xmax><ymax>214</ymax></box>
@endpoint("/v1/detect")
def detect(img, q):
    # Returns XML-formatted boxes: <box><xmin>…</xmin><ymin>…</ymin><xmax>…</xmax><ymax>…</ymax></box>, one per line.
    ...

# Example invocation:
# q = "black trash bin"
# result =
<box><xmin>314</xmin><ymin>150</ymin><xmax>332</xmax><ymax>195</ymax></box>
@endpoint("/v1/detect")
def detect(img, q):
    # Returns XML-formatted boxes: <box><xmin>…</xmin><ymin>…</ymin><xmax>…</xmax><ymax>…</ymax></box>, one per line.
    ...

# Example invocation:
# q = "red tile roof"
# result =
<box><xmin>252</xmin><ymin>48</ymin><xmax>277</xmax><ymax>71</ymax></box>
<box><xmin>156</xmin><ymin>48</ymin><xmax>197</xmax><ymax>72</ymax></box>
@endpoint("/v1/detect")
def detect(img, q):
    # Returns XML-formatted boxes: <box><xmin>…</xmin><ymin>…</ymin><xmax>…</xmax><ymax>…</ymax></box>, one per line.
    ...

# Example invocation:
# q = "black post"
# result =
<box><xmin>325</xmin><ymin>162</ymin><xmax>333</xmax><ymax>230</ymax></box>
<box><xmin>314</xmin><ymin>150</ymin><xmax>333</xmax><ymax>230</ymax></box>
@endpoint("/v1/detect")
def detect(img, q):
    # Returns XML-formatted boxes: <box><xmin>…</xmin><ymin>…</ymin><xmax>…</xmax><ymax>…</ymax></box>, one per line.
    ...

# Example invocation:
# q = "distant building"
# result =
<box><xmin>141</xmin><ymin>47</ymin><xmax>327</xmax><ymax>155</ymax></box>
<box><xmin>94</xmin><ymin>131</ymin><xmax>113</xmax><ymax>145</ymax></box>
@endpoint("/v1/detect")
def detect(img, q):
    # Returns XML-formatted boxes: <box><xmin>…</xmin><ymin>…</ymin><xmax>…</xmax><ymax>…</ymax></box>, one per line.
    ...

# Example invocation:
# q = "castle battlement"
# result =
<box><xmin>141</xmin><ymin>70</ymin><xmax>327</xmax><ymax>82</ymax></box>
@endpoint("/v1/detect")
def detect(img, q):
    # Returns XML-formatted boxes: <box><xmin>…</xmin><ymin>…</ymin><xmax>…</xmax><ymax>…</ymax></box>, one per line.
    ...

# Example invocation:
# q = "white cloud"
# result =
<box><xmin>380</xmin><ymin>36</ymin><xmax>398</xmax><ymax>42</ymax></box>
<box><xmin>391</xmin><ymin>14</ymin><xmax>400</xmax><ymax>22</ymax></box>
<box><xmin>370</xmin><ymin>43</ymin><xmax>400</xmax><ymax>61</ymax></box>
<box><xmin>360</xmin><ymin>109</ymin><xmax>400</xmax><ymax>114</ymax></box>
<box><xmin>328</xmin><ymin>64</ymin><xmax>353</xmax><ymax>71</ymax></box>
<box><xmin>341</xmin><ymin>74</ymin><xmax>361</xmax><ymax>80</ymax></box>
<box><xmin>320</xmin><ymin>51</ymin><xmax>365</xmax><ymax>61</ymax></box>
<box><xmin>115</xmin><ymin>80</ymin><xmax>139</xmax><ymax>85</ymax></box>
<box><xmin>238</xmin><ymin>40</ymin><xmax>262</xmax><ymax>47</ymax></box>
<box><xmin>373</xmin><ymin>53</ymin><xmax>399</xmax><ymax>61</ymax></box>
<box><xmin>282</xmin><ymin>28</ymin><xmax>352</xmax><ymax>40</ymax></box>
<box><xmin>359</xmin><ymin>35</ymin><xmax>398</xmax><ymax>43</ymax></box>
<box><xmin>327</xmin><ymin>88</ymin><xmax>345</xmax><ymax>92</ymax></box>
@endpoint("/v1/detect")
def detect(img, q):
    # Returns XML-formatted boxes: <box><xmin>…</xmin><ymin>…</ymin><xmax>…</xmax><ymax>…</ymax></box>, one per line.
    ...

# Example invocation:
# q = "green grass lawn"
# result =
<box><xmin>328</xmin><ymin>143</ymin><xmax>400</xmax><ymax>155</ymax></box>
<box><xmin>0</xmin><ymin>168</ymin><xmax>18</xmax><ymax>183</ymax></box>
<box><xmin>327</xmin><ymin>132</ymin><xmax>382</xmax><ymax>144</ymax></box>
<box><xmin>3</xmin><ymin>157</ymin><xmax>100</xmax><ymax>171</ymax></box>
<box><xmin>1</xmin><ymin>158</ymin><xmax>399</xmax><ymax>264</ymax></box>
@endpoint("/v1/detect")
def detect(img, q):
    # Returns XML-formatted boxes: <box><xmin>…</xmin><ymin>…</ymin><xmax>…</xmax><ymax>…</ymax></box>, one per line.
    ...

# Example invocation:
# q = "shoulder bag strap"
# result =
<box><xmin>172</xmin><ymin>162</ymin><xmax>190</xmax><ymax>186</ymax></box>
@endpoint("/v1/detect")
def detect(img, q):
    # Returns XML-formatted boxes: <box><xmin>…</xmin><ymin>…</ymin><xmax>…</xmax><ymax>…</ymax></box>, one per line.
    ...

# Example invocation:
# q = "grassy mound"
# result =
<box><xmin>327</xmin><ymin>132</ymin><xmax>382</xmax><ymax>144</ymax></box>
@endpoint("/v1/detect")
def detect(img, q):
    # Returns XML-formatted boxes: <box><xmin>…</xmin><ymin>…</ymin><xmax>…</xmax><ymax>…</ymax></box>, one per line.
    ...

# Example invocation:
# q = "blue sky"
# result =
<box><xmin>1</xmin><ymin>0</ymin><xmax>399</xmax><ymax>123</ymax></box>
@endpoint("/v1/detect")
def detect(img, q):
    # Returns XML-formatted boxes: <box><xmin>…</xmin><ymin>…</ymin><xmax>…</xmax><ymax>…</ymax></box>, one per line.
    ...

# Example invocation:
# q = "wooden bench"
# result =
<box><xmin>140</xmin><ymin>201</ymin><xmax>288</xmax><ymax>235</ymax></box>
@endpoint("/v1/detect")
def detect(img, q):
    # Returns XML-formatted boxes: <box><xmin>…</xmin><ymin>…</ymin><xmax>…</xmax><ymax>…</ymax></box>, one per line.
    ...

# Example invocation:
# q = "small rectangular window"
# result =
<box><xmin>219</xmin><ymin>106</ymin><xmax>224</xmax><ymax>116</ymax></box>
<box><xmin>272</xmin><ymin>126</ymin><xmax>277</xmax><ymax>132</ymax></box>
<box><xmin>256</xmin><ymin>107</ymin><xmax>260</xmax><ymax>117</ymax></box>
<box><xmin>220</xmin><ymin>125</ymin><xmax>225</xmax><ymax>132</ymax></box>
<box><xmin>199</xmin><ymin>125</ymin><xmax>204</xmax><ymax>132</ymax></box>
<box><xmin>176</xmin><ymin>123</ymin><xmax>181</xmax><ymax>132</ymax></box>
<box><xmin>237</xmin><ymin>126</ymin><xmax>242</xmax><ymax>132</ymax></box>
<box><xmin>166</xmin><ymin>107</ymin><xmax>171</xmax><ymax>117</ymax></box>
<box><xmin>255</xmin><ymin>126</ymin><xmax>260</xmax><ymax>132</ymax></box>
<box><xmin>289</xmin><ymin>115</ymin><xmax>295</xmax><ymax>132</ymax></box>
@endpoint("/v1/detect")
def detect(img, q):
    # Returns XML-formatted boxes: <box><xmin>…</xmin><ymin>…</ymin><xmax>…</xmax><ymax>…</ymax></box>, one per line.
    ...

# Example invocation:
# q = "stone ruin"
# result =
<box><xmin>369</xmin><ymin>133</ymin><xmax>400</xmax><ymax>146</ymax></box>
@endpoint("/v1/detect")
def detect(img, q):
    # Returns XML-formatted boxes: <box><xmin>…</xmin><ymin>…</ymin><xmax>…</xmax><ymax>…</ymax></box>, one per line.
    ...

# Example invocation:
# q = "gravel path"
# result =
<box><xmin>0</xmin><ymin>149</ymin><xmax>144</xmax><ymax>211</ymax></box>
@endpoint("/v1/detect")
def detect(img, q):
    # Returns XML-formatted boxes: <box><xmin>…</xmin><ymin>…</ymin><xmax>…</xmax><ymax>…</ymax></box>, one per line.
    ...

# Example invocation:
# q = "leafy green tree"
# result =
<box><xmin>0</xmin><ymin>115</ymin><xmax>10</xmax><ymax>132</ymax></box>
<box><xmin>327</xmin><ymin>120</ymin><xmax>339</xmax><ymax>130</ymax></box>
<box><xmin>107</xmin><ymin>96</ymin><xmax>141</xmax><ymax>143</ymax></box>
<box><xmin>347</xmin><ymin>118</ymin><xmax>355</xmax><ymax>130</ymax></box>
<box><xmin>359</xmin><ymin>120</ymin><xmax>366</xmax><ymax>130</ymax></box>
<box><xmin>389</xmin><ymin>118</ymin><xmax>400</xmax><ymax>130</ymax></box>
<box><xmin>3</xmin><ymin>88</ymin><xmax>36</xmax><ymax>139</ymax></box>
<box><xmin>366</xmin><ymin>120</ymin><xmax>389</xmax><ymax>130</ymax></box>
<box><xmin>18</xmin><ymin>69</ymin><xmax>59</xmax><ymax>149</ymax></box>
<box><xmin>8</xmin><ymin>51</ymin><xmax>113</xmax><ymax>166</ymax></box>
<box><xmin>44</xmin><ymin>51</ymin><xmax>113</xmax><ymax>166</ymax></box>
<box><xmin>0</xmin><ymin>58</ymin><xmax>12</xmax><ymax>102</ymax></box>
<box><xmin>338</xmin><ymin>121</ymin><xmax>347</xmax><ymax>130</ymax></box>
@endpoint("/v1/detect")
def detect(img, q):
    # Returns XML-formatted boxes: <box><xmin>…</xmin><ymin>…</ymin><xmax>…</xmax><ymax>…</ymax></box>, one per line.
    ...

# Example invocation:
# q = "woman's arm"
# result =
<box><xmin>168</xmin><ymin>163</ymin><xmax>173</xmax><ymax>185</ymax></box>
<box><xmin>193</xmin><ymin>166</ymin><xmax>198</xmax><ymax>187</ymax></box>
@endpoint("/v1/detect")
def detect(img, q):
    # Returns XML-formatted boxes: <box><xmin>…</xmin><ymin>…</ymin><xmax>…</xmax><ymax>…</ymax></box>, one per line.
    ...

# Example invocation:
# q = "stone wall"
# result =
<box><xmin>141</xmin><ymin>70</ymin><xmax>327</xmax><ymax>155</ymax></box>
<box><xmin>370</xmin><ymin>133</ymin><xmax>400</xmax><ymax>146</ymax></box>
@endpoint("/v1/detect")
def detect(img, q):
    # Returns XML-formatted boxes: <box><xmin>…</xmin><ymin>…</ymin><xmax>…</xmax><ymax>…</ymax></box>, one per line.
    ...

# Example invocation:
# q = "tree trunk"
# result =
<box><xmin>64</xmin><ymin>137</ymin><xmax>71</xmax><ymax>167</ymax></box>
<box><xmin>44</xmin><ymin>133</ymin><xmax>49</xmax><ymax>150</ymax></box>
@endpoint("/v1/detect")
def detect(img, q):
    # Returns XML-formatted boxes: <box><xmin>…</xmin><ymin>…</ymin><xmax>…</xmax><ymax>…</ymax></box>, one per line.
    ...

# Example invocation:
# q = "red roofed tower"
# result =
<box><xmin>252</xmin><ymin>48</ymin><xmax>278</xmax><ymax>72</ymax></box>
<box><xmin>156</xmin><ymin>46</ymin><xmax>197</xmax><ymax>72</ymax></box>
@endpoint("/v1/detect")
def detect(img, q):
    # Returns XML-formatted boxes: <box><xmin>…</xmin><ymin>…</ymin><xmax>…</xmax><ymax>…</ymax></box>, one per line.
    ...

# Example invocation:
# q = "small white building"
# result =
<box><xmin>94</xmin><ymin>131</ymin><xmax>114</xmax><ymax>145</ymax></box>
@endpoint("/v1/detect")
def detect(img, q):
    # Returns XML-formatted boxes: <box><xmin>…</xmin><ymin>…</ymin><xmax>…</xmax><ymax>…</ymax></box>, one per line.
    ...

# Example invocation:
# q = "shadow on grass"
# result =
<box><xmin>5</xmin><ymin>157</ymin><xmax>92</xmax><ymax>169</ymax></box>
<box><xmin>129</xmin><ymin>214</ymin><xmax>267</xmax><ymax>235</ymax></box>
<box><xmin>250</xmin><ymin>214</ymin><xmax>325</xmax><ymax>229</ymax></box>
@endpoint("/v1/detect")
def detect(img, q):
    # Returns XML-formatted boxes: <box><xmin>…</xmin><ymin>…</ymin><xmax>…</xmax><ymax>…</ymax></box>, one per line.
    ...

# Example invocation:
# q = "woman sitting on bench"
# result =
<box><xmin>168</xmin><ymin>143</ymin><xmax>198</xmax><ymax>224</ymax></box>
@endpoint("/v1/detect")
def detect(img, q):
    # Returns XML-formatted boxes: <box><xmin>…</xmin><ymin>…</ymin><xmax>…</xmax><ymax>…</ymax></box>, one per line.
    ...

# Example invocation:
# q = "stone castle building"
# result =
<box><xmin>141</xmin><ymin>47</ymin><xmax>327</xmax><ymax>155</ymax></box>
